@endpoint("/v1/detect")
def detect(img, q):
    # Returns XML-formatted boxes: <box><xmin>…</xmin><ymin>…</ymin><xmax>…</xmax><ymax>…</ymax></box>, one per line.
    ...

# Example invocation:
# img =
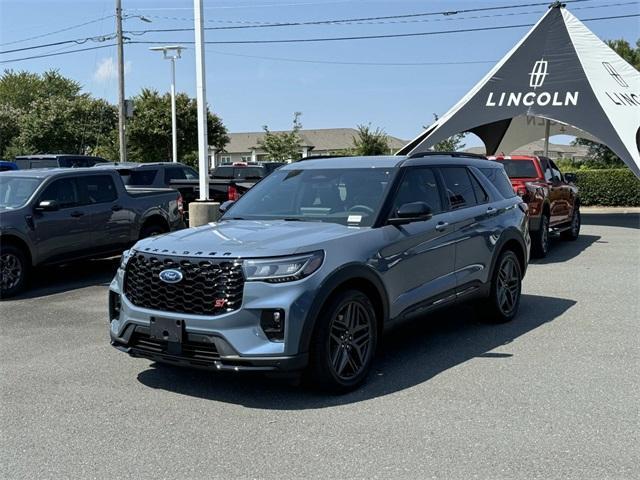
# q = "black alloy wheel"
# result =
<box><xmin>308</xmin><ymin>289</ymin><xmax>378</xmax><ymax>392</ymax></box>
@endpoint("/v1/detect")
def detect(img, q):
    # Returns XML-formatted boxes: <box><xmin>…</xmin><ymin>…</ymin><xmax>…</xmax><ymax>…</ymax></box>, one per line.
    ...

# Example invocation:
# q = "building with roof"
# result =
<box><xmin>464</xmin><ymin>139</ymin><xmax>589</xmax><ymax>161</ymax></box>
<box><xmin>210</xmin><ymin>128</ymin><xmax>407</xmax><ymax>166</ymax></box>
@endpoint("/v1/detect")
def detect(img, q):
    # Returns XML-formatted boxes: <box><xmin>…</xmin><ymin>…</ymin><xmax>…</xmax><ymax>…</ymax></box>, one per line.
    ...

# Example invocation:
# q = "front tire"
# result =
<box><xmin>307</xmin><ymin>290</ymin><xmax>378</xmax><ymax>393</ymax></box>
<box><xmin>0</xmin><ymin>245</ymin><xmax>29</xmax><ymax>298</ymax></box>
<box><xmin>480</xmin><ymin>250</ymin><xmax>522</xmax><ymax>323</ymax></box>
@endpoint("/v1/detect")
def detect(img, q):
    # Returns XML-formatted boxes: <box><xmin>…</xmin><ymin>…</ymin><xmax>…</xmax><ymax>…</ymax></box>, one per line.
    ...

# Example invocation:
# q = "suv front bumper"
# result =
<box><xmin>108</xmin><ymin>263</ymin><xmax>321</xmax><ymax>373</ymax></box>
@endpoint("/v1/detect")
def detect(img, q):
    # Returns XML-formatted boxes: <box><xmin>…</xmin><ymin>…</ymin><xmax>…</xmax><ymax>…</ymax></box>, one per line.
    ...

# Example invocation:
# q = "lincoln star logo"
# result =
<box><xmin>159</xmin><ymin>269</ymin><xmax>183</xmax><ymax>284</ymax></box>
<box><xmin>529</xmin><ymin>59</ymin><xmax>549</xmax><ymax>89</ymax></box>
<box><xmin>603</xmin><ymin>62</ymin><xmax>628</xmax><ymax>88</ymax></box>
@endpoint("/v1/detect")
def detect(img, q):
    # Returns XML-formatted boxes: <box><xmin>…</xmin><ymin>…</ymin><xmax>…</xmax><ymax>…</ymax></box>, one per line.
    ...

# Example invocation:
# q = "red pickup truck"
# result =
<box><xmin>488</xmin><ymin>155</ymin><xmax>580</xmax><ymax>257</ymax></box>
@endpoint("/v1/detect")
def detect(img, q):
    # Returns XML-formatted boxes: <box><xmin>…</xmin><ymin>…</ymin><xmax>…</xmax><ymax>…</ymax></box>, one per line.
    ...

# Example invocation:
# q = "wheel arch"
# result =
<box><xmin>0</xmin><ymin>234</ymin><xmax>34</xmax><ymax>266</ymax></box>
<box><xmin>139</xmin><ymin>214</ymin><xmax>170</xmax><ymax>237</ymax></box>
<box><xmin>489</xmin><ymin>229</ymin><xmax>528</xmax><ymax>282</ymax></box>
<box><xmin>299</xmin><ymin>264</ymin><xmax>389</xmax><ymax>354</ymax></box>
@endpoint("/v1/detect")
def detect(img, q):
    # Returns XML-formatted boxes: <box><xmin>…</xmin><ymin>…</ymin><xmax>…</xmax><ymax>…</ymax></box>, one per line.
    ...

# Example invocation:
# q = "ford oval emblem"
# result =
<box><xmin>159</xmin><ymin>269</ymin><xmax>183</xmax><ymax>284</ymax></box>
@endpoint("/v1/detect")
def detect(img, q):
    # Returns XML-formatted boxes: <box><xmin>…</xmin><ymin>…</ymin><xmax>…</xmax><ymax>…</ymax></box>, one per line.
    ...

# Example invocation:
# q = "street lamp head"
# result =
<box><xmin>149</xmin><ymin>45</ymin><xmax>186</xmax><ymax>60</ymax></box>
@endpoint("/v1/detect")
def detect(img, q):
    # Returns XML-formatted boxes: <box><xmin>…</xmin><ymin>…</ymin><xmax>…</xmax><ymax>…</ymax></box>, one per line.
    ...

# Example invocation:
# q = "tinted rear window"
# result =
<box><xmin>495</xmin><ymin>159</ymin><xmax>539</xmax><ymax>178</ymax></box>
<box><xmin>479</xmin><ymin>167</ymin><xmax>516</xmax><ymax>198</ymax></box>
<box><xmin>126</xmin><ymin>169</ymin><xmax>158</xmax><ymax>186</ymax></box>
<box><xmin>236</xmin><ymin>167</ymin><xmax>264</xmax><ymax>179</ymax></box>
<box><xmin>212</xmin><ymin>166</ymin><xmax>233</xmax><ymax>179</ymax></box>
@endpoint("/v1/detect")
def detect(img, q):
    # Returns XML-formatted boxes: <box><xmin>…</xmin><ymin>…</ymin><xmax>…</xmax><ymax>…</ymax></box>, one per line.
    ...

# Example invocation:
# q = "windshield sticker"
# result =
<box><xmin>347</xmin><ymin>215</ymin><xmax>362</xmax><ymax>224</ymax></box>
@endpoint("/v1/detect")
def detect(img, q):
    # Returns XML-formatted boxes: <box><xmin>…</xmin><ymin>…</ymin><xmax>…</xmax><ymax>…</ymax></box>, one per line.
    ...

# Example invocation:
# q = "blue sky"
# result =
<box><xmin>1</xmin><ymin>0</ymin><xmax>638</xmax><ymax>145</ymax></box>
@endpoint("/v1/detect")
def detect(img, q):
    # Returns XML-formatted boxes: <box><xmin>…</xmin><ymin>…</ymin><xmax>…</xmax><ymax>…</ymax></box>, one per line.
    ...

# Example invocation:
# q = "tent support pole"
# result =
<box><xmin>543</xmin><ymin>119</ymin><xmax>551</xmax><ymax>157</ymax></box>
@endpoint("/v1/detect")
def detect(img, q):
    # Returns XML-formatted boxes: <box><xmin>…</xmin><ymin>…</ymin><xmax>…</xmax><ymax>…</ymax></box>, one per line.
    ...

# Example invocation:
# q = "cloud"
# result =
<box><xmin>93</xmin><ymin>57</ymin><xmax>131</xmax><ymax>82</ymax></box>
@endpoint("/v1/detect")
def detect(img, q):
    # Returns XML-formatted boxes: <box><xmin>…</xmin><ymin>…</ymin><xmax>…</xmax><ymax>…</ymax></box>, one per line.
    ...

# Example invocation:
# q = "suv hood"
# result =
<box><xmin>134</xmin><ymin>219</ymin><xmax>363</xmax><ymax>258</ymax></box>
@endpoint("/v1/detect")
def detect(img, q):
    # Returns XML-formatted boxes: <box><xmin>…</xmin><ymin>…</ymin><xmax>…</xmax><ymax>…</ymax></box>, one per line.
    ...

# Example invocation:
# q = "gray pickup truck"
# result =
<box><xmin>0</xmin><ymin>168</ymin><xmax>185</xmax><ymax>297</ymax></box>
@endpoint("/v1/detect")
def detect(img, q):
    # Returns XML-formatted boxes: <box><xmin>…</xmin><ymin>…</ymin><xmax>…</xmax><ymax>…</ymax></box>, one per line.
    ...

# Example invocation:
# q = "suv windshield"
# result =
<box><xmin>223</xmin><ymin>167</ymin><xmax>395</xmax><ymax>226</ymax></box>
<box><xmin>495</xmin><ymin>159</ymin><xmax>539</xmax><ymax>178</ymax></box>
<box><xmin>0</xmin><ymin>177</ymin><xmax>42</xmax><ymax>209</ymax></box>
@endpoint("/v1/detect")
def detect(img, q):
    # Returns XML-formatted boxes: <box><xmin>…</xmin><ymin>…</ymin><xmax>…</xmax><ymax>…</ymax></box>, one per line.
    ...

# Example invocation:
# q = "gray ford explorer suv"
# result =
<box><xmin>109</xmin><ymin>154</ymin><xmax>530</xmax><ymax>392</ymax></box>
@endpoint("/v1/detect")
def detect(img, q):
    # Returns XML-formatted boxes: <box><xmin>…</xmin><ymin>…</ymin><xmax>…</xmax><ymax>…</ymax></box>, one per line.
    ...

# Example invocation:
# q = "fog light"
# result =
<box><xmin>109</xmin><ymin>291</ymin><xmax>122</xmax><ymax>321</ymax></box>
<box><xmin>260</xmin><ymin>309</ymin><xmax>285</xmax><ymax>342</ymax></box>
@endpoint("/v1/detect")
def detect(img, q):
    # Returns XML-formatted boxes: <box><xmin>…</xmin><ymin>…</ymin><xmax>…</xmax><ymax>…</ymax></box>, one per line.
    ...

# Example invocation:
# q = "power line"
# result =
<box><xmin>130</xmin><ymin>0</ymin><xmax>597</xmax><ymax>32</ymax></box>
<box><xmin>206</xmin><ymin>49</ymin><xmax>498</xmax><ymax>66</ymax></box>
<box><xmin>0</xmin><ymin>34</ymin><xmax>117</xmax><ymax>55</ymax></box>
<box><xmin>0</xmin><ymin>44</ymin><xmax>117</xmax><ymax>64</ymax></box>
<box><xmin>2</xmin><ymin>11</ymin><xmax>637</xmax><ymax>63</ymax></box>
<box><xmin>131</xmin><ymin>13</ymin><xmax>640</xmax><ymax>45</ymax></box>
<box><xmin>0</xmin><ymin>15</ymin><xmax>115</xmax><ymax>47</ymax></box>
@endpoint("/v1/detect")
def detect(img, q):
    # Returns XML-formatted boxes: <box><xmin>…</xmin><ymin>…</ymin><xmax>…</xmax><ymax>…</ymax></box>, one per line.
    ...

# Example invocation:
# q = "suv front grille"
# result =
<box><xmin>123</xmin><ymin>252</ymin><xmax>244</xmax><ymax>316</ymax></box>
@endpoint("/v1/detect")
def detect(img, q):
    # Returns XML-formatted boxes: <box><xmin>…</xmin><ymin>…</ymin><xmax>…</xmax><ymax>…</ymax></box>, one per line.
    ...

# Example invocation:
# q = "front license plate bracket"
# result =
<box><xmin>149</xmin><ymin>317</ymin><xmax>184</xmax><ymax>343</ymax></box>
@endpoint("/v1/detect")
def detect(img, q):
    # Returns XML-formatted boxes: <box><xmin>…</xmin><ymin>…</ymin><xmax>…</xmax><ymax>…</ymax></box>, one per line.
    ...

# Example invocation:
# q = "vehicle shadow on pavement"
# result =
<box><xmin>581</xmin><ymin>213</ymin><xmax>640</xmax><ymax>230</ymax></box>
<box><xmin>136</xmin><ymin>293</ymin><xmax>576</xmax><ymax>409</ymax></box>
<box><xmin>533</xmin><ymin>234</ymin><xmax>600</xmax><ymax>265</ymax></box>
<box><xmin>8</xmin><ymin>257</ymin><xmax>118</xmax><ymax>300</ymax></box>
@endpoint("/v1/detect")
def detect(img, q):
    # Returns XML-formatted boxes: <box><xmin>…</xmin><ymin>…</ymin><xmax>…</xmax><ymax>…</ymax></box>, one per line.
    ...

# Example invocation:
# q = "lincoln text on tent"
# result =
<box><xmin>486</xmin><ymin>91</ymin><xmax>580</xmax><ymax>107</ymax></box>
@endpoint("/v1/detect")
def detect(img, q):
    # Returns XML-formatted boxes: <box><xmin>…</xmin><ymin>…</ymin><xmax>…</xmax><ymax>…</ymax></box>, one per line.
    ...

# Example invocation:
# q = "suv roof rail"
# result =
<box><xmin>407</xmin><ymin>151</ymin><xmax>488</xmax><ymax>160</ymax></box>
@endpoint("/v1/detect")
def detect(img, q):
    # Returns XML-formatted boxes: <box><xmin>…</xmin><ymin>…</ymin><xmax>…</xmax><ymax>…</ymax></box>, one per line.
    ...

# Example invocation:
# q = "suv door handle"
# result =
<box><xmin>486</xmin><ymin>207</ymin><xmax>498</xmax><ymax>216</ymax></box>
<box><xmin>112</xmin><ymin>204</ymin><xmax>123</xmax><ymax>211</ymax></box>
<box><xmin>70</xmin><ymin>211</ymin><xmax>84</xmax><ymax>218</ymax></box>
<box><xmin>435</xmin><ymin>221</ymin><xmax>449</xmax><ymax>232</ymax></box>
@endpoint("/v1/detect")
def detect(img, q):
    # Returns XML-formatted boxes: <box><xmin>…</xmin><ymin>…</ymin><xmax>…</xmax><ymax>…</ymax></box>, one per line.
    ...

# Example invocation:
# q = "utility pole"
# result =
<box><xmin>116</xmin><ymin>0</ymin><xmax>127</xmax><ymax>163</ymax></box>
<box><xmin>194</xmin><ymin>0</ymin><xmax>209</xmax><ymax>200</ymax></box>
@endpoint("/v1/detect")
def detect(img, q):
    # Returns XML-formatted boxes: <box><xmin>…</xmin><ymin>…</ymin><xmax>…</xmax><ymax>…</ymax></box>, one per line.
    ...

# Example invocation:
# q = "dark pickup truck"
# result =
<box><xmin>98</xmin><ymin>162</ymin><xmax>284</xmax><ymax>219</ymax></box>
<box><xmin>0</xmin><ymin>168</ymin><xmax>185</xmax><ymax>297</ymax></box>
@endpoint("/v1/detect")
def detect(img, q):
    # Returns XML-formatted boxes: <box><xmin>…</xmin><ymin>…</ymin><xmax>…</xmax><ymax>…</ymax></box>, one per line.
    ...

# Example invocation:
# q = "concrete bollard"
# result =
<box><xmin>188</xmin><ymin>201</ymin><xmax>220</xmax><ymax>227</ymax></box>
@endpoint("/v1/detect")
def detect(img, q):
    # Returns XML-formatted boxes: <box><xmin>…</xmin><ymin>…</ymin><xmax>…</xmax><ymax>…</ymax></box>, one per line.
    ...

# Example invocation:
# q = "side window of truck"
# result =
<box><xmin>549</xmin><ymin>160</ymin><xmax>563</xmax><ymax>182</ymax></box>
<box><xmin>39</xmin><ymin>178</ymin><xmax>78</xmax><ymax>209</ymax></box>
<box><xmin>77</xmin><ymin>175</ymin><xmax>117</xmax><ymax>204</ymax></box>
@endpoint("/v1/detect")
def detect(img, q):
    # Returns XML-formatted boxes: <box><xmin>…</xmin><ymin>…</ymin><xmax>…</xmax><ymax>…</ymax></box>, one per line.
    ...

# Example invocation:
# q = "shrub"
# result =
<box><xmin>571</xmin><ymin>169</ymin><xmax>640</xmax><ymax>206</ymax></box>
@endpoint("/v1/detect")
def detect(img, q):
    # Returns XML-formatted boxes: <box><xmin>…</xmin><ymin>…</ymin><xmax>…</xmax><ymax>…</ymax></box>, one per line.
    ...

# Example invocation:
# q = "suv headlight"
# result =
<box><xmin>242</xmin><ymin>251</ymin><xmax>324</xmax><ymax>283</ymax></box>
<box><xmin>119</xmin><ymin>249</ymin><xmax>134</xmax><ymax>270</ymax></box>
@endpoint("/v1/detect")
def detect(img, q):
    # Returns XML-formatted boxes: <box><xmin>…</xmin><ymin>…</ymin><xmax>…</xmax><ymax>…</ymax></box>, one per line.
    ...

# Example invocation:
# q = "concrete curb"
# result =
<box><xmin>581</xmin><ymin>207</ymin><xmax>640</xmax><ymax>214</ymax></box>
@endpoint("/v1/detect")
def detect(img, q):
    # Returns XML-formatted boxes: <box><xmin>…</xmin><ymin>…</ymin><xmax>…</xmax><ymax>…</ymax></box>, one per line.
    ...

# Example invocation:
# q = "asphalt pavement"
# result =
<box><xmin>1</xmin><ymin>213</ymin><xmax>638</xmax><ymax>479</ymax></box>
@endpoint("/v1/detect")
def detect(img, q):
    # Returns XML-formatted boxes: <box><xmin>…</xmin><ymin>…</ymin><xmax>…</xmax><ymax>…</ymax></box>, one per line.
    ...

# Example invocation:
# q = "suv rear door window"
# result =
<box><xmin>440</xmin><ymin>167</ymin><xmax>477</xmax><ymax>209</ymax></box>
<box><xmin>495</xmin><ymin>159</ymin><xmax>539</xmax><ymax>178</ymax></box>
<box><xmin>479</xmin><ymin>167</ymin><xmax>516</xmax><ymax>198</ymax></box>
<box><xmin>127</xmin><ymin>169</ymin><xmax>158</xmax><ymax>186</ymax></box>
<box><xmin>165</xmin><ymin>167</ymin><xmax>187</xmax><ymax>183</ymax></box>
<box><xmin>469</xmin><ymin>170</ymin><xmax>489</xmax><ymax>204</ymax></box>
<box><xmin>77</xmin><ymin>175</ymin><xmax>117</xmax><ymax>204</ymax></box>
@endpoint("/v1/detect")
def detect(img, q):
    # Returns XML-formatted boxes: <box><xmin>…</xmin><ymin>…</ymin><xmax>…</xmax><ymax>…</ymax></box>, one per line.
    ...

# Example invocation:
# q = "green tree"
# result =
<box><xmin>0</xmin><ymin>69</ymin><xmax>94</xmax><ymax>157</ymax></box>
<box><xmin>124</xmin><ymin>88</ymin><xmax>228</xmax><ymax>165</ymax></box>
<box><xmin>258</xmin><ymin>112</ymin><xmax>303</xmax><ymax>162</ymax></box>
<box><xmin>574</xmin><ymin>38</ymin><xmax>639</xmax><ymax>168</ymax></box>
<box><xmin>352</xmin><ymin>124</ymin><xmax>390</xmax><ymax>156</ymax></box>
<box><xmin>430</xmin><ymin>114</ymin><xmax>466</xmax><ymax>152</ymax></box>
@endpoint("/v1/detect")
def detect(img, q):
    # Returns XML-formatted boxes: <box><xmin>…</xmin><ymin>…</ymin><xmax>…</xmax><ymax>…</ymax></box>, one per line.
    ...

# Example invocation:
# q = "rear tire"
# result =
<box><xmin>307</xmin><ymin>289</ymin><xmax>378</xmax><ymax>393</ymax></box>
<box><xmin>531</xmin><ymin>214</ymin><xmax>550</xmax><ymax>258</ymax></box>
<box><xmin>561</xmin><ymin>205</ymin><xmax>580</xmax><ymax>241</ymax></box>
<box><xmin>0</xmin><ymin>245</ymin><xmax>29</xmax><ymax>298</ymax></box>
<box><xmin>479</xmin><ymin>250</ymin><xmax>522</xmax><ymax>324</ymax></box>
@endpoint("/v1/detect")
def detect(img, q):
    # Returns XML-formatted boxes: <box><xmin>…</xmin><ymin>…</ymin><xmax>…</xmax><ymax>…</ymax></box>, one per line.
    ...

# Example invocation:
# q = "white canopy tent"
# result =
<box><xmin>398</xmin><ymin>4</ymin><xmax>640</xmax><ymax>178</ymax></box>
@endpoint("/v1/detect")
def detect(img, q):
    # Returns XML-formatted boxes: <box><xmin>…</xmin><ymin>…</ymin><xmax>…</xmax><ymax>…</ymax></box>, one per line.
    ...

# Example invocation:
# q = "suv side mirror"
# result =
<box><xmin>219</xmin><ymin>200</ymin><xmax>235</xmax><ymax>214</ymax></box>
<box><xmin>564</xmin><ymin>172</ymin><xmax>577</xmax><ymax>183</ymax></box>
<box><xmin>388</xmin><ymin>202</ymin><xmax>433</xmax><ymax>226</ymax></box>
<box><xmin>35</xmin><ymin>200</ymin><xmax>60</xmax><ymax>212</ymax></box>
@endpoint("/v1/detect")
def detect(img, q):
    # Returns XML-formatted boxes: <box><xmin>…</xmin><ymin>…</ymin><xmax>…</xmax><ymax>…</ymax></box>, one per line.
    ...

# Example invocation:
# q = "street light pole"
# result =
<box><xmin>170</xmin><ymin>56</ymin><xmax>177</xmax><ymax>163</ymax></box>
<box><xmin>150</xmin><ymin>46</ymin><xmax>184</xmax><ymax>164</ymax></box>
<box><xmin>194</xmin><ymin>0</ymin><xmax>209</xmax><ymax>201</ymax></box>
<box><xmin>116</xmin><ymin>0</ymin><xmax>127</xmax><ymax>163</ymax></box>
